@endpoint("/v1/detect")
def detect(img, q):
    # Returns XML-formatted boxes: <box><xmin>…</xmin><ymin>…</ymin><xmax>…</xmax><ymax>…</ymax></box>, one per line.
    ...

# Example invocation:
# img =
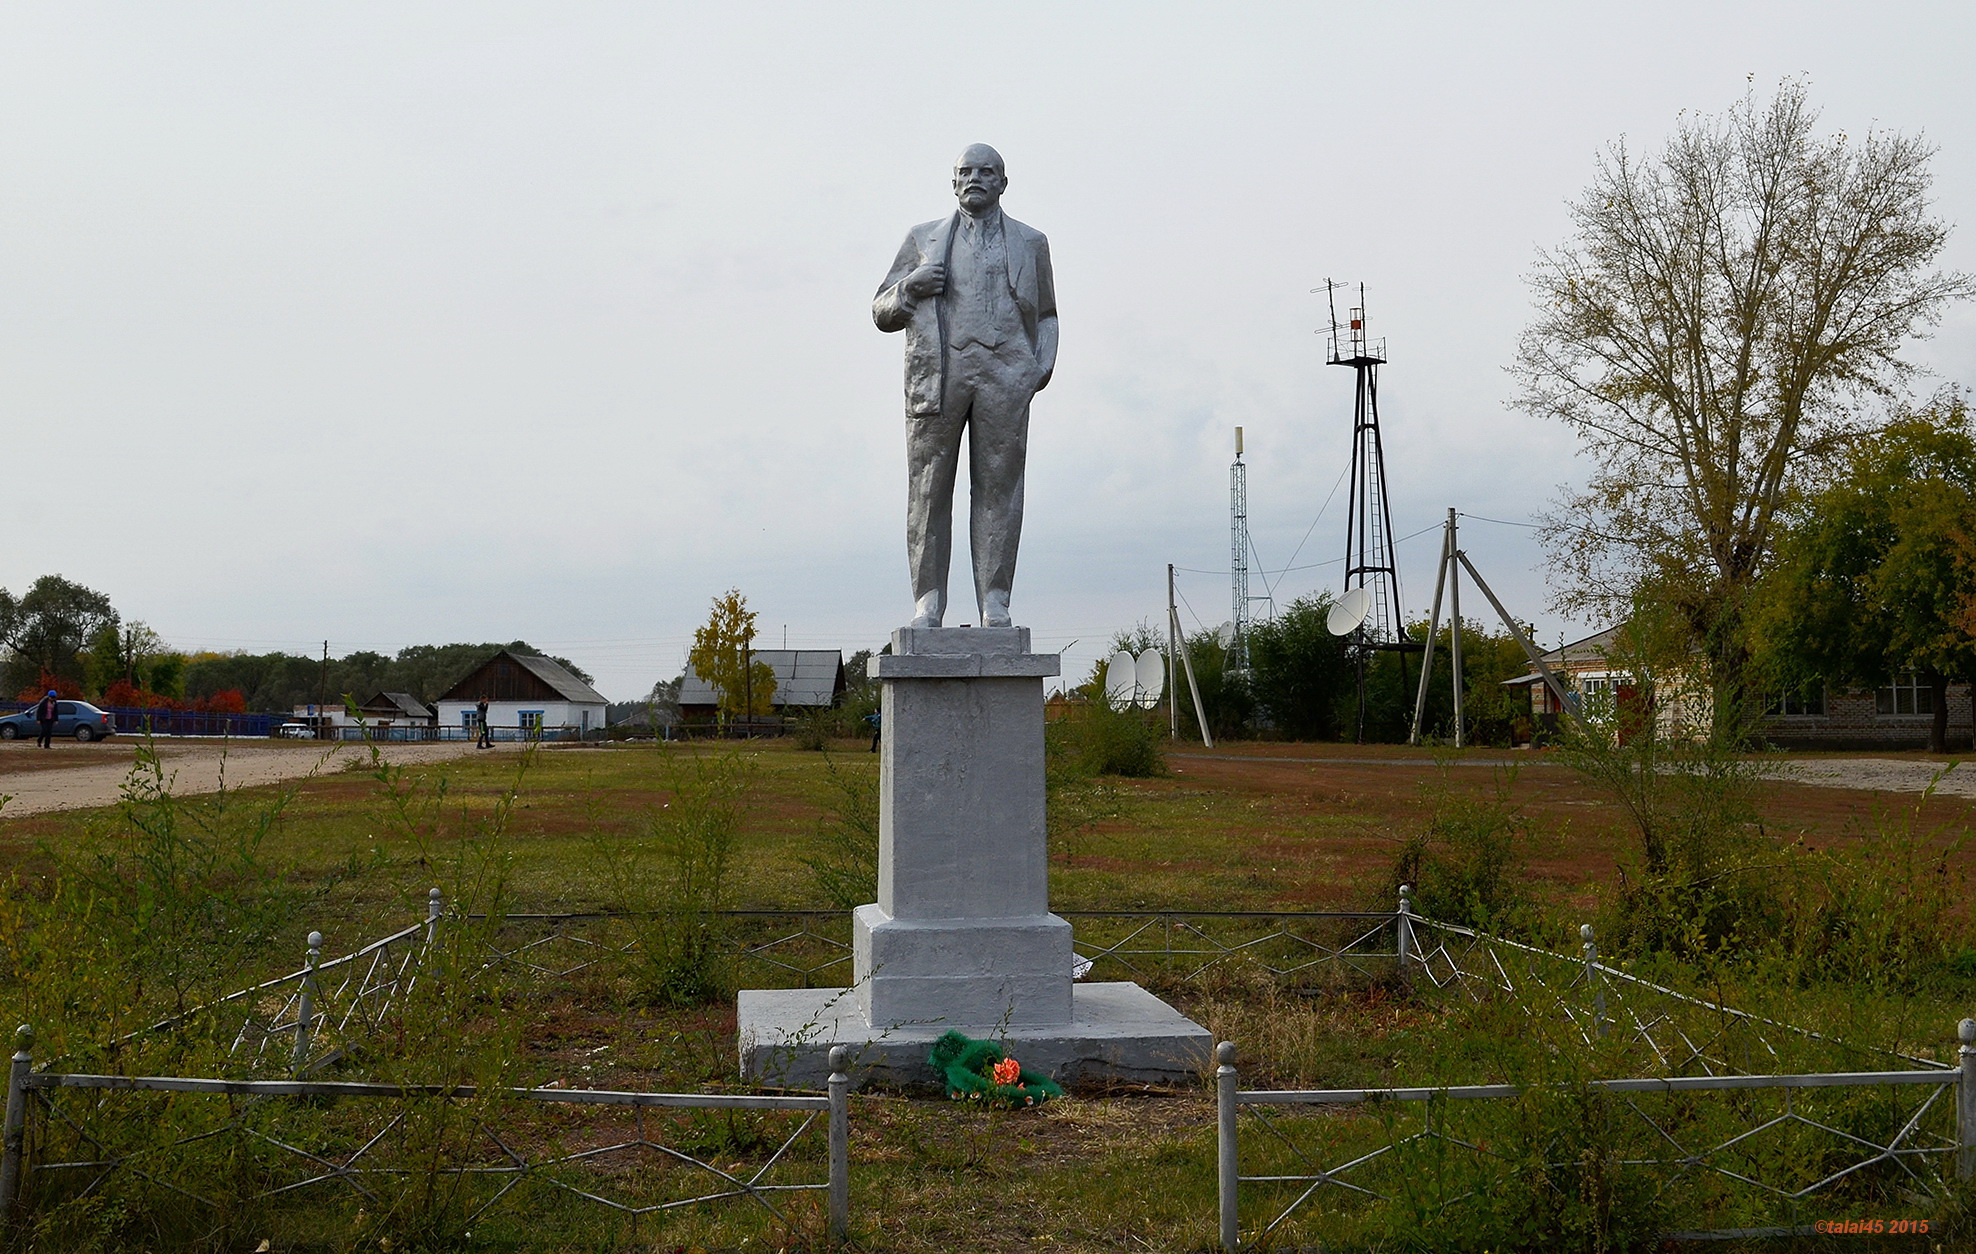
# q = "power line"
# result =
<box><xmin>1271</xmin><ymin>463</ymin><xmax>1351</xmax><ymax>581</ymax></box>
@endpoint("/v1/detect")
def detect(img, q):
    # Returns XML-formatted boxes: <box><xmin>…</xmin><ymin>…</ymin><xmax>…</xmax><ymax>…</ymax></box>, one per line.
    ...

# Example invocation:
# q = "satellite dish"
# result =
<box><xmin>1134</xmin><ymin>650</ymin><xmax>1166</xmax><ymax>709</ymax></box>
<box><xmin>1327</xmin><ymin>587</ymin><xmax>1373</xmax><ymax>636</ymax></box>
<box><xmin>1215</xmin><ymin>621</ymin><xmax>1236</xmax><ymax>648</ymax></box>
<box><xmin>1104</xmin><ymin>650</ymin><xmax>1137</xmax><ymax>707</ymax></box>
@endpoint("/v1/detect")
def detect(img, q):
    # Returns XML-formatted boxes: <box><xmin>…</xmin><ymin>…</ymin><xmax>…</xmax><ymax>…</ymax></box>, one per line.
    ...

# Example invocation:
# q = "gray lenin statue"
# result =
<box><xmin>873</xmin><ymin>145</ymin><xmax>1058</xmax><ymax>629</ymax></box>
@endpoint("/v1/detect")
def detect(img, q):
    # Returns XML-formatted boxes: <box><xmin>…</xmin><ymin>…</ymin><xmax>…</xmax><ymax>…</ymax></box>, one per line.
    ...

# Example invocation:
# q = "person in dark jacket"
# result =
<box><xmin>35</xmin><ymin>690</ymin><xmax>58</xmax><ymax>749</ymax></box>
<box><xmin>476</xmin><ymin>696</ymin><xmax>491</xmax><ymax>749</ymax></box>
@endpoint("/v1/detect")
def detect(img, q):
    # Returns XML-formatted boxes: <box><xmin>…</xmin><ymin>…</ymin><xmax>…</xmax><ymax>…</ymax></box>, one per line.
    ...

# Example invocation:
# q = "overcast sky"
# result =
<box><xmin>4</xmin><ymin>3</ymin><xmax>1973</xmax><ymax>701</ymax></box>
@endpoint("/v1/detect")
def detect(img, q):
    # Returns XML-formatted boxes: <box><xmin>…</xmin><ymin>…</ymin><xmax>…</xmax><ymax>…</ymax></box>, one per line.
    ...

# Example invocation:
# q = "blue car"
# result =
<box><xmin>0</xmin><ymin>700</ymin><xmax>116</xmax><ymax>742</ymax></box>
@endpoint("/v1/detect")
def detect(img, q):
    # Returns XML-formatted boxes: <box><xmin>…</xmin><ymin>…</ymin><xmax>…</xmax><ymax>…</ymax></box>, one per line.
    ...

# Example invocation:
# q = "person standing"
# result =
<box><xmin>476</xmin><ymin>695</ymin><xmax>491</xmax><ymax>749</ymax></box>
<box><xmin>35</xmin><ymin>690</ymin><xmax>59</xmax><ymax>749</ymax></box>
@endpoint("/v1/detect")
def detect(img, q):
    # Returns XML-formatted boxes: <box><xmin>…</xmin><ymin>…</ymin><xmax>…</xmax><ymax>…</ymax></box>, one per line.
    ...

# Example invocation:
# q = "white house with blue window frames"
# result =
<box><xmin>433</xmin><ymin>648</ymin><xmax>608</xmax><ymax>741</ymax></box>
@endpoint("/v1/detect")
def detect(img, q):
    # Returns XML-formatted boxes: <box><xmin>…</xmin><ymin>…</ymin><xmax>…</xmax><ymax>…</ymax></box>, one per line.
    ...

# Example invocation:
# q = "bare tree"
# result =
<box><xmin>1516</xmin><ymin>81</ymin><xmax>1973</xmax><ymax>719</ymax></box>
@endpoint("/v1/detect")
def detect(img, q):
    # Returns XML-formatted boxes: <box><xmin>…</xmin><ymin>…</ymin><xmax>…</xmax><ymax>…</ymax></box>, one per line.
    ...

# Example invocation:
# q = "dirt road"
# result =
<box><xmin>0</xmin><ymin>739</ymin><xmax>499</xmax><ymax>818</ymax></box>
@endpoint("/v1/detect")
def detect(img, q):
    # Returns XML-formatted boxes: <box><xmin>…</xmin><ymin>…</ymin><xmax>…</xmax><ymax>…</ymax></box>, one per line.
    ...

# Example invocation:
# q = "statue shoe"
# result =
<box><xmin>981</xmin><ymin>590</ymin><xmax>1012</xmax><ymax>628</ymax></box>
<box><xmin>910</xmin><ymin>590</ymin><xmax>944</xmax><ymax>630</ymax></box>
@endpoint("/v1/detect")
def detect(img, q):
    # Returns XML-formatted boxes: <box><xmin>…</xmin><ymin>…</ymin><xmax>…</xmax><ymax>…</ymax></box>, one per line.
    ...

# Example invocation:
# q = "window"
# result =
<box><xmin>517</xmin><ymin>710</ymin><xmax>544</xmax><ymax>733</ymax></box>
<box><xmin>1766</xmin><ymin>682</ymin><xmax>1825</xmax><ymax>717</ymax></box>
<box><xmin>462</xmin><ymin>710</ymin><xmax>479</xmax><ymax>728</ymax></box>
<box><xmin>1876</xmin><ymin>672</ymin><xmax>1933</xmax><ymax>716</ymax></box>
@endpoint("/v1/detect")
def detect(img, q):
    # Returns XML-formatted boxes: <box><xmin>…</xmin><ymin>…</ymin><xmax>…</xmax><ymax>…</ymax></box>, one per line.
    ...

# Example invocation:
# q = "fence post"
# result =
<box><xmin>1217</xmin><ymin>1041</ymin><xmax>1239</xmax><ymax>1252</ymax></box>
<box><xmin>1396</xmin><ymin>885</ymin><xmax>1416</xmax><ymax>984</ymax></box>
<box><xmin>1958</xmin><ymin>1017</ymin><xmax>1975</xmax><ymax>1182</ymax></box>
<box><xmin>1581</xmin><ymin>924</ymin><xmax>1605</xmax><ymax>1039</ymax></box>
<box><xmin>293</xmin><ymin>931</ymin><xmax>322</xmax><ymax>1072</ymax></box>
<box><xmin>827</xmin><ymin>1045</ymin><xmax>849</xmax><ymax>1244</ymax></box>
<box><xmin>426</xmin><ymin>888</ymin><xmax>444</xmax><ymax>949</ymax></box>
<box><xmin>0</xmin><ymin>1025</ymin><xmax>32</xmax><ymax>1227</ymax></box>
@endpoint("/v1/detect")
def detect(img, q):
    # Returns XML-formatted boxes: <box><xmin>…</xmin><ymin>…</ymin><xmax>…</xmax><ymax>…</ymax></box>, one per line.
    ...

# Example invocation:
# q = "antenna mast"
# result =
<box><xmin>1322</xmin><ymin>281</ymin><xmax>1419</xmax><ymax>740</ymax></box>
<box><xmin>1229</xmin><ymin>426</ymin><xmax>1252</xmax><ymax>674</ymax></box>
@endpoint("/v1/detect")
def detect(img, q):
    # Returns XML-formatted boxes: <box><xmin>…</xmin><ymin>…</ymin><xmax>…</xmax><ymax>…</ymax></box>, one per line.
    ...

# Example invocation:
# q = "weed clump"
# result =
<box><xmin>1390</xmin><ymin>765</ymin><xmax>1537</xmax><ymax>931</ymax></box>
<box><xmin>802</xmin><ymin>752</ymin><xmax>879</xmax><ymax>910</ymax></box>
<box><xmin>600</xmin><ymin>749</ymin><xmax>752</xmax><ymax>1006</ymax></box>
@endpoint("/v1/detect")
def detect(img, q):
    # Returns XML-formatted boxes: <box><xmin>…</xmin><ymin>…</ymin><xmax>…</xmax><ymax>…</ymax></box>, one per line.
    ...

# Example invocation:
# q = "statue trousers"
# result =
<box><xmin>906</xmin><ymin>339</ymin><xmax>1040</xmax><ymax>614</ymax></box>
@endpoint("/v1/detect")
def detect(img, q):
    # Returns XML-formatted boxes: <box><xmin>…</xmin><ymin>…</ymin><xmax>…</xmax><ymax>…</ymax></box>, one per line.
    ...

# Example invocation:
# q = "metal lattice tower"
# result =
<box><xmin>1229</xmin><ymin>427</ymin><xmax>1252</xmax><ymax>672</ymax></box>
<box><xmin>1326</xmin><ymin>282</ymin><xmax>1403</xmax><ymax>645</ymax></box>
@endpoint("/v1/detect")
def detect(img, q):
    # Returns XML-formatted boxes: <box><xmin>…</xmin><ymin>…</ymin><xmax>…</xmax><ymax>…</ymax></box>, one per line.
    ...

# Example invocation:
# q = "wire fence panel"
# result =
<box><xmin>1214</xmin><ymin>905</ymin><xmax>1976</xmax><ymax>1250</ymax></box>
<box><xmin>1409</xmin><ymin>915</ymin><xmax>1941</xmax><ymax>1077</ymax></box>
<box><xmin>468</xmin><ymin>909</ymin><xmax>1409</xmax><ymax>995</ymax></box>
<box><xmin>1223</xmin><ymin>1062</ymin><xmax>1965</xmax><ymax>1247</ymax></box>
<box><xmin>104</xmin><ymin>893</ymin><xmax>445</xmax><ymax>1077</ymax></box>
<box><xmin>3</xmin><ymin>1048</ymin><xmax>851</xmax><ymax>1247</ymax></box>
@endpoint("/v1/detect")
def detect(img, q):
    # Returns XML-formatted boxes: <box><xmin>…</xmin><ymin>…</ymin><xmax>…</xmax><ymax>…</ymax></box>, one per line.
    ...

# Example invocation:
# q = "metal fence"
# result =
<box><xmin>469</xmin><ymin>906</ymin><xmax>1412</xmax><ymax>994</ymax></box>
<box><xmin>1213</xmin><ymin>892</ymin><xmax>1976</xmax><ymax>1248</ymax></box>
<box><xmin>0</xmin><ymin>1031</ymin><xmax>850</xmax><ymax>1243</ymax></box>
<box><xmin>0</xmin><ymin>700</ymin><xmax>285</xmax><ymax>738</ymax></box>
<box><xmin>105</xmin><ymin>890</ymin><xmax>445</xmax><ymax>1076</ymax></box>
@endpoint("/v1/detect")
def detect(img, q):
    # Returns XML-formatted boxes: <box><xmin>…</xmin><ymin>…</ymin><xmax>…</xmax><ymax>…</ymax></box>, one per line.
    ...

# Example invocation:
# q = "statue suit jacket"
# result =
<box><xmin>873</xmin><ymin>211</ymin><xmax>1058</xmax><ymax>417</ymax></box>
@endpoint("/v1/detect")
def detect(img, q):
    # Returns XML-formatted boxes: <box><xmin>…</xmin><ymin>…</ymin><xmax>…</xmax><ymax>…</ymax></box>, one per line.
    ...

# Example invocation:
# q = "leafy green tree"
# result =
<box><xmin>180</xmin><ymin>640</ymin><xmax>593</xmax><ymax>712</ymax></box>
<box><xmin>0</xmin><ymin>575</ymin><xmax>118</xmax><ymax>693</ymax></box>
<box><xmin>1755</xmin><ymin>398</ymin><xmax>1976</xmax><ymax>752</ymax></box>
<box><xmin>1516</xmin><ymin>81</ymin><xmax>1974</xmax><ymax>731</ymax></box>
<box><xmin>82</xmin><ymin>620</ymin><xmax>168</xmax><ymax>697</ymax></box>
<box><xmin>687</xmin><ymin>589</ymin><xmax>777</xmax><ymax>727</ymax></box>
<box><xmin>1245</xmin><ymin>594</ymin><xmax>1350</xmax><ymax>740</ymax></box>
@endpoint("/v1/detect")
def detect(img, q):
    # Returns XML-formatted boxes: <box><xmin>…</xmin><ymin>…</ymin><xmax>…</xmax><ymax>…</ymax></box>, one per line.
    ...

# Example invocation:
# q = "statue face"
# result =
<box><xmin>952</xmin><ymin>146</ymin><xmax>1007</xmax><ymax>216</ymax></box>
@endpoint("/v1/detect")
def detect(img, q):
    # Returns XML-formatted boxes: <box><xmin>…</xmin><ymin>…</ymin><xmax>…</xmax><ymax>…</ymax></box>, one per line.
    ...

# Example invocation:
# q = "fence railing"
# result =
<box><xmin>0</xmin><ymin>1030</ymin><xmax>850</xmax><ymax>1243</ymax></box>
<box><xmin>1216</xmin><ymin>1031</ymin><xmax>1973</xmax><ymax>1248</ymax></box>
<box><xmin>470</xmin><ymin>906</ymin><xmax>1412</xmax><ymax>993</ymax></box>
<box><xmin>101</xmin><ymin>889</ymin><xmax>444</xmax><ymax>1076</ymax></box>
<box><xmin>0</xmin><ymin>700</ymin><xmax>285</xmax><ymax>738</ymax></box>
<box><xmin>1211</xmin><ymin>891</ymin><xmax>1976</xmax><ymax>1248</ymax></box>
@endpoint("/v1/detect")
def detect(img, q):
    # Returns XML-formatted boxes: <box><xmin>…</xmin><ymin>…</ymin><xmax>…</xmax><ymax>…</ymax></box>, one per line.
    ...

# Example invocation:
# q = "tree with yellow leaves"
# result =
<box><xmin>688</xmin><ymin>589</ymin><xmax>778</xmax><ymax>730</ymax></box>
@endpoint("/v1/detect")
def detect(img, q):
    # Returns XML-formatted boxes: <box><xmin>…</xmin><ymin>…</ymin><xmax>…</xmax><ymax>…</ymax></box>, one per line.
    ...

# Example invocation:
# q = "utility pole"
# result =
<box><xmin>1408</xmin><ymin>508</ymin><xmax>1574</xmax><ymax>746</ymax></box>
<box><xmin>1168</xmin><ymin>563</ymin><xmax>1215</xmax><ymax>749</ymax></box>
<box><xmin>1449</xmin><ymin>511</ymin><xmax>1464</xmax><ymax>748</ymax></box>
<box><xmin>742</xmin><ymin>624</ymin><xmax>754</xmax><ymax>740</ymax></box>
<box><xmin>1167</xmin><ymin>564</ymin><xmax>1180</xmax><ymax>739</ymax></box>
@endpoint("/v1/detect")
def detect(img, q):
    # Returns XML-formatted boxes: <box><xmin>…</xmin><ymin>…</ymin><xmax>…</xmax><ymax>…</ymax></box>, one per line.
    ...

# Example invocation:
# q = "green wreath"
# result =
<box><xmin>927</xmin><ymin>1030</ymin><xmax>1065</xmax><ymax>1108</ymax></box>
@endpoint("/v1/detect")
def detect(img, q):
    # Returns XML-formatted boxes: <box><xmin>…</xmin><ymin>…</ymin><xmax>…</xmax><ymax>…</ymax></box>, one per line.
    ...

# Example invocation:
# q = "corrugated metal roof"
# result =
<box><xmin>361</xmin><ymin>691</ymin><xmax>434</xmax><ymax>719</ymax></box>
<box><xmin>678</xmin><ymin>650</ymin><xmax>843</xmax><ymax>709</ymax></box>
<box><xmin>509</xmin><ymin>652</ymin><xmax>609</xmax><ymax>705</ymax></box>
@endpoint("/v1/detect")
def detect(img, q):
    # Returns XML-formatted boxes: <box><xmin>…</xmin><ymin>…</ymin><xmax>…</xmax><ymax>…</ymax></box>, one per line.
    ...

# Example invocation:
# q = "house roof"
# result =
<box><xmin>436</xmin><ymin>648</ymin><xmax>607</xmax><ymax>706</ymax></box>
<box><xmin>1537</xmin><ymin>625</ymin><xmax>1625</xmax><ymax>668</ymax></box>
<box><xmin>359</xmin><ymin>691</ymin><xmax>433</xmax><ymax>720</ymax></box>
<box><xmin>678</xmin><ymin>650</ymin><xmax>844</xmax><ymax>709</ymax></box>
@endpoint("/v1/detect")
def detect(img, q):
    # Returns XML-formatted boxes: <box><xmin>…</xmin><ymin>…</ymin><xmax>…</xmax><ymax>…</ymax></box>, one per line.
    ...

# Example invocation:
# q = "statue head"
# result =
<box><xmin>952</xmin><ymin>144</ymin><xmax>1007</xmax><ymax>217</ymax></box>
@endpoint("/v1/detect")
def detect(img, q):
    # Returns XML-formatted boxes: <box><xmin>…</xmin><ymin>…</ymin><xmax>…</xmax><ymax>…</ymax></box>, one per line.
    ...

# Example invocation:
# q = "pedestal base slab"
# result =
<box><xmin>737</xmin><ymin>981</ymin><xmax>1211</xmax><ymax>1089</ymax></box>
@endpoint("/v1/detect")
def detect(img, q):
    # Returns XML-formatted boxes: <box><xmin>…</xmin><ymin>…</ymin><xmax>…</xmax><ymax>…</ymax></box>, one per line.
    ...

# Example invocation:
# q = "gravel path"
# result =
<box><xmin>1761</xmin><ymin>757</ymin><xmax>1972</xmax><ymax>797</ymax></box>
<box><xmin>1179</xmin><ymin>748</ymin><xmax>1972</xmax><ymax>798</ymax></box>
<box><xmin>0</xmin><ymin>740</ymin><xmax>501</xmax><ymax>818</ymax></box>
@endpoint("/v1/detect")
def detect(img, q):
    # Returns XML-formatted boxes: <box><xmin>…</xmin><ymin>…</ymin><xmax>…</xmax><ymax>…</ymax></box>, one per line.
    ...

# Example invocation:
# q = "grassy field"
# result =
<box><xmin>1</xmin><ymin>735</ymin><xmax>1972</xmax><ymax>1252</ymax></box>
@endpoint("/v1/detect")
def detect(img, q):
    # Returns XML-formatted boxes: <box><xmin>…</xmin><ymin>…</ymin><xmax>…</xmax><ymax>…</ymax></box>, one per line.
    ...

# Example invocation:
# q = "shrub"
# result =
<box><xmin>1391</xmin><ymin>766</ymin><xmax>1536</xmax><ymax>930</ymax></box>
<box><xmin>602</xmin><ymin>750</ymin><xmax>752</xmax><ymax>1006</ymax></box>
<box><xmin>1056</xmin><ymin>696</ymin><xmax>1167</xmax><ymax>778</ymax></box>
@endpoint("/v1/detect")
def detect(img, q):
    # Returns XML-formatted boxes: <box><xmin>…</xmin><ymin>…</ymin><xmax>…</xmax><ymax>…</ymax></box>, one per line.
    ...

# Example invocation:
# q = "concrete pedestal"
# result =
<box><xmin>736</xmin><ymin>626</ymin><xmax>1209</xmax><ymax>1087</ymax></box>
